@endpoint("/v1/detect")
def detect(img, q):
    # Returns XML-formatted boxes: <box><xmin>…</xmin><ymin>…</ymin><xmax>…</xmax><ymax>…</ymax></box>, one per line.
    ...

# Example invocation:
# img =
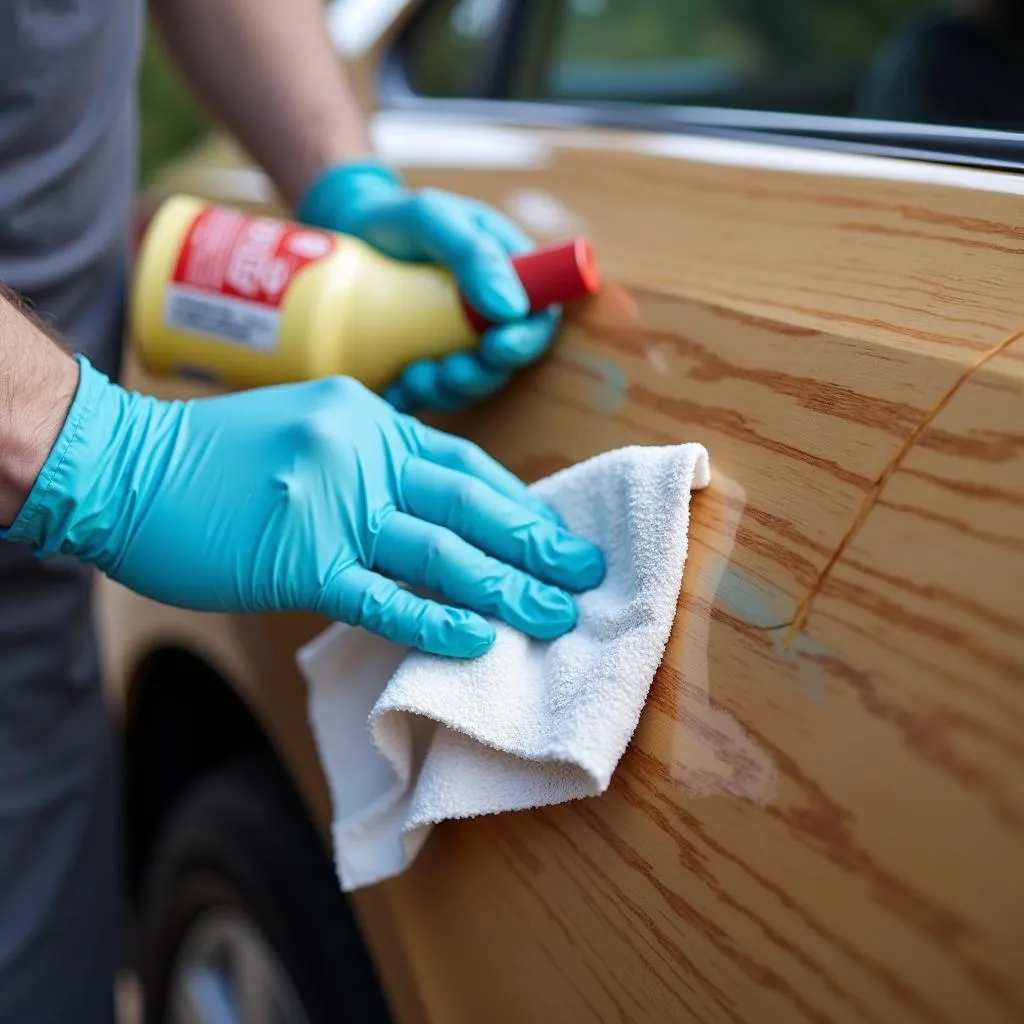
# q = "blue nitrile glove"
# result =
<box><xmin>296</xmin><ymin>161</ymin><xmax>559</xmax><ymax>413</ymax></box>
<box><xmin>5</xmin><ymin>357</ymin><xmax>604</xmax><ymax>657</ymax></box>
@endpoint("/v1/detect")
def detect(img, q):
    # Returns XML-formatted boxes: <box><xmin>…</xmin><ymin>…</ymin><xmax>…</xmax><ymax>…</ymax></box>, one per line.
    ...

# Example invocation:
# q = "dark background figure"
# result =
<box><xmin>856</xmin><ymin>0</ymin><xmax>1024</xmax><ymax>129</ymax></box>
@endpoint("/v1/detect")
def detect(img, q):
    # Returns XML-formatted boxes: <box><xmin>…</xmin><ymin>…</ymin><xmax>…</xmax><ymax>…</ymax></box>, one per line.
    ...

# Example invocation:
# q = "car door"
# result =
<box><xmin>323</xmin><ymin>2</ymin><xmax>1024</xmax><ymax>1022</ymax></box>
<box><xmin>108</xmin><ymin>1</ymin><xmax>1024</xmax><ymax>1021</ymax></box>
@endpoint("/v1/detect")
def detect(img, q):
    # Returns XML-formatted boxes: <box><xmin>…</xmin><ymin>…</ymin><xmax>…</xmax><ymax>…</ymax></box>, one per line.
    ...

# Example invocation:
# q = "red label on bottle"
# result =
<box><xmin>164</xmin><ymin>206</ymin><xmax>336</xmax><ymax>351</ymax></box>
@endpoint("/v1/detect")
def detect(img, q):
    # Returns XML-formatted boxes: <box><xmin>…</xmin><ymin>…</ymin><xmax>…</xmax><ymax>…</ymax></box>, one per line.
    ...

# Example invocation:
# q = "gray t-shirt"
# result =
<box><xmin>0</xmin><ymin>0</ymin><xmax>142</xmax><ymax>349</ymax></box>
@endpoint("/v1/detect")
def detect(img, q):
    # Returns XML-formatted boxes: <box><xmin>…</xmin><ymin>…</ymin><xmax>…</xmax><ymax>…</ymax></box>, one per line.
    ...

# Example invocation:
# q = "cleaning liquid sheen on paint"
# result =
<box><xmin>131</xmin><ymin>195</ymin><xmax>600</xmax><ymax>391</ymax></box>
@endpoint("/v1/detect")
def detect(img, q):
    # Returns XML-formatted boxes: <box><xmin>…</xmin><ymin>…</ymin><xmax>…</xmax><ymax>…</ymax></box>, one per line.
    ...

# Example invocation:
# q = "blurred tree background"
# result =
<box><xmin>407</xmin><ymin>0</ymin><xmax>935</xmax><ymax>115</ymax></box>
<box><xmin>549</xmin><ymin>0</ymin><xmax>930</xmax><ymax>64</ymax></box>
<box><xmin>138</xmin><ymin>25</ymin><xmax>210</xmax><ymax>183</ymax></box>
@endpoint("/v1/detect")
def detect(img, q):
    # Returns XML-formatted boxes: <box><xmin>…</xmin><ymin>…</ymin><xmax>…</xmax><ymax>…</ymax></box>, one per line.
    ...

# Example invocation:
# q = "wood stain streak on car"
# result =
<box><xmin>902</xmin><ymin>207</ymin><xmax>1024</xmax><ymax>242</ymax></box>
<box><xmin>532</xmin><ymin>811</ymin><xmax>709</xmax><ymax>1006</ymax></box>
<box><xmin>611</xmin><ymin>768</ymin><xmax>881</xmax><ymax>1023</ymax></box>
<box><xmin>740</xmin><ymin>727</ymin><xmax>977</xmax><ymax>948</ymax></box>
<box><xmin>636</xmin><ymin>384</ymin><xmax>873</xmax><ymax>490</ymax></box>
<box><xmin>510</xmin><ymin>814</ymin><xmax>711</xmax><ymax>1021</ymax></box>
<box><xmin>916</xmin><ymin>424</ymin><xmax>1024</xmax><ymax>463</ymax></box>
<box><xmin>924</xmin><ymin>707</ymin><xmax>1024</xmax><ymax>766</ymax></box>
<box><xmin>658</xmin><ymin>659</ymin><xmax>782</xmax><ymax>792</ymax></box>
<box><xmin>829</xmin><ymin>629</ymin><xmax>1024</xmax><ymax>768</ymax></box>
<box><xmin>820</xmin><ymin>656</ymin><xmax>1024</xmax><ymax>835</ymax></box>
<box><xmin>785</xmin><ymin>330</ymin><xmax>1024</xmax><ymax>641</ymax></box>
<box><xmin>742</xmin><ymin>503</ymin><xmax>831</xmax><ymax>559</ymax></box>
<box><xmin>641</xmin><ymin>769</ymin><xmax>952</xmax><ymax>1023</ymax></box>
<box><xmin>843</xmin><ymin>553</ymin><xmax>1024</xmax><ymax>640</ymax></box>
<box><xmin>520</xmin><ymin>377</ymin><xmax>672</xmax><ymax>442</ymax></box>
<box><xmin>651</xmin><ymin>174</ymin><xmax>1021</xmax><ymax>241</ymax></box>
<box><xmin>528</xmin><ymin>938</ymin><xmax>612</xmax><ymax>1024</ymax></box>
<box><xmin>567</xmin><ymin>804</ymin><xmax>841</xmax><ymax>1024</ymax></box>
<box><xmin>794</xmin><ymin>266</ymin><xmax>1011</xmax><ymax>326</ymax></box>
<box><xmin>832</xmin><ymin>222</ymin><xmax>1024</xmax><ymax>257</ymax></box>
<box><xmin>694</xmin><ymin>302</ymin><xmax>822</xmax><ymax>339</ymax></box>
<box><xmin>877</xmin><ymin>496</ymin><xmax>1024</xmax><ymax>553</ymax></box>
<box><xmin>826</xmin><ymin>575</ymin><xmax>1024</xmax><ymax>685</ymax></box>
<box><xmin>538</xmin><ymin>810</ymin><xmax>749</xmax><ymax>1024</ymax></box>
<box><xmin>683</xmin><ymin>283</ymin><xmax>994</xmax><ymax>349</ymax></box>
<box><xmin>538</xmin><ymin>901</ymin><xmax>650</xmax><ymax>1022</ymax></box>
<box><xmin>744</xmin><ymin>278</ymin><xmax>1015</xmax><ymax>337</ymax></box>
<box><xmin>734</xmin><ymin>525</ymin><xmax>821</xmax><ymax>589</ymax></box>
<box><xmin>549</xmin><ymin>901</ymin><xmax>660</xmax><ymax>1021</ymax></box>
<box><xmin>829</xmin><ymin>613</ymin><xmax>1024</xmax><ymax>735</ymax></box>
<box><xmin>901</xmin><ymin>464</ymin><xmax>1024</xmax><ymax>508</ymax></box>
<box><xmin>491</xmin><ymin>842</ymin><xmax>640</xmax><ymax>1023</ymax></box>
<box><xmin>582</xmin><ymin>319</ymin><xmax>925</xmax><ymax>439</ymax></box>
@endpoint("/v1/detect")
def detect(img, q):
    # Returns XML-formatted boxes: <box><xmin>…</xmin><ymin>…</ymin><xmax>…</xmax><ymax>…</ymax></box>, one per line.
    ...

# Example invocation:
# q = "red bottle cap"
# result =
<box><xmin>460</xmin><ymin>237</ymin><xmax>601</xmax><ymax>333</ymax></box>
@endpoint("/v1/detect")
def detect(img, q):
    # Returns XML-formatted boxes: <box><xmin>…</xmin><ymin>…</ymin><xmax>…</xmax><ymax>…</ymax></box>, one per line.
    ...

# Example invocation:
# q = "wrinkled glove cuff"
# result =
<box><xmin>296</xmin><ymin>160</ymin><xmax>406</xmax><ymax>231</ymax></box>
<box><xmin>3</xmin><ymin>354</ymin><xmax>106</xmax><ymax>553</ymax></box>
<box><xmin>2</xmin><ymin>354</ymin><xmax>175</xmax><ymax>578</ymax></box>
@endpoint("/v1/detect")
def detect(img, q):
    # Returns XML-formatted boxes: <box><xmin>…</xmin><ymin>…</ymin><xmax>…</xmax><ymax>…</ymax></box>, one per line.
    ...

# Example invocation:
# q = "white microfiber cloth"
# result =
<box><xmin>297</xmin><ymin>443</ymin><xmax>710</xmax><ymax>892</ymax></box>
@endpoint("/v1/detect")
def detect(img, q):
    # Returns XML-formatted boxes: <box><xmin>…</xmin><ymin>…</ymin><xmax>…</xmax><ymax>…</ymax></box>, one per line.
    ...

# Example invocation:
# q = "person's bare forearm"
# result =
<box><xmin>151</xmin><ymin>0</ymin><xmax>373</xmax><ymax>207</ymax></box>
<box><xmin>0</xmin><ymin>291</ymin><xmax>79</xmax><ymax>526</ymax></box>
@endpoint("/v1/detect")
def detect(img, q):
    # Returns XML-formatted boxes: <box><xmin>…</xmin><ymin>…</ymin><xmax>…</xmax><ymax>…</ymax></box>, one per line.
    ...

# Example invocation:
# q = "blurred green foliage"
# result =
<box><xmin>138</xmin><ymin>25</ymin><xmax>211</xmax><ymax>183</ymax></box>
<box><xmin>552</xmin><ymin>0</ymin><xmax>928</xmax><ymax>63</ymax></box>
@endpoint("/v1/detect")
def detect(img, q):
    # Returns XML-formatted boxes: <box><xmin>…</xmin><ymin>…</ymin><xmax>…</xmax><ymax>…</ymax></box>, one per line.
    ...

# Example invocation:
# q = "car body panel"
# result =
<box><xmin>103</xmin><ymin>5</ymin><xmax>1024</xmax><ymax>1021</ymax></box>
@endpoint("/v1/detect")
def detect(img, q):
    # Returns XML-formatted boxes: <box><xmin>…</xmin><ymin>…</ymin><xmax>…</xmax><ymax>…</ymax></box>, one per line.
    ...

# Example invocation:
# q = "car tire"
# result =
<box><xmin>139</xmin><ymin>755</ymin><xmax>391</xmax><ymax>1024</ymax></box>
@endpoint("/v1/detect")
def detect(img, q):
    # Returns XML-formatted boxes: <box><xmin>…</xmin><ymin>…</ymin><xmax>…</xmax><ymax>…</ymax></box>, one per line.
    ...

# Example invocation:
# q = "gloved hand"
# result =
<box><xmin>5</xmin><ymin>357</ymin><xmax>604</xmax><ymax>658</ymax></box>
<box><xmin>297</xmin><ymin>160</ymin><xmax>558</xmax><ymax>413</ymax></box>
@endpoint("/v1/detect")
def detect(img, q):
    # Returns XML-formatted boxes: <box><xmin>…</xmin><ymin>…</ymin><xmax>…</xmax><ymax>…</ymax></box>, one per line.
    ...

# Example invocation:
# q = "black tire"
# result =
<box><xmin>140</xmin><ymin>755</ymin><xmax>391</xmax><ymax>1024</ymax></box>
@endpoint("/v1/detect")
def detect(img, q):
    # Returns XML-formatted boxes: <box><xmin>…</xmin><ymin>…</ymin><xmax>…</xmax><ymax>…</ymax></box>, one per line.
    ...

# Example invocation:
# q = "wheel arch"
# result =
<box><xmin>122</xmin><ymin>645</ymin><xmax>279</xmax><ymax>899</ymax></box>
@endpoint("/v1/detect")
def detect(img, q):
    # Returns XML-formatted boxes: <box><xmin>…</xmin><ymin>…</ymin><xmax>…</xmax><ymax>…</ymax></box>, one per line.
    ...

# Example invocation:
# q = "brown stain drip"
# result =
<box><xmin>786</xmin><ymin>329</ymin><xmax>1024</xmax><ymax>643</ymax></box>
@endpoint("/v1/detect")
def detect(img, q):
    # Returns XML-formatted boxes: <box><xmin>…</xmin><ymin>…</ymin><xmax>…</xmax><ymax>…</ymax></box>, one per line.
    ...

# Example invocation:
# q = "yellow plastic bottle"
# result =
<box><xmin>130</xmin><ymin>194</ymin><xmax>600</xmax><ymax>392</ymax></box>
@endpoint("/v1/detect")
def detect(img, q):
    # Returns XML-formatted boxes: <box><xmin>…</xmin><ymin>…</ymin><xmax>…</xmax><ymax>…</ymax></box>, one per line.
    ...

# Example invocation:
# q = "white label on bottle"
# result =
<box><xmin>164</xmin><ymin>287</ymin><xmax>281</xmax><ymax>351</ymax></box>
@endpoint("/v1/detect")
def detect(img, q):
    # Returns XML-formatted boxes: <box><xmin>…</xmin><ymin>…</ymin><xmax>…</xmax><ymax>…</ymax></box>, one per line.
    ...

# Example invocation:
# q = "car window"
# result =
<box><xmin>403</xmin><ymin>0</ymin><xmax>506</xmax><ymax>98</ymax></box>
<box><xmin>530</xmin><ymin>0</ymin><xmax>1024</xmax><ymax>133</ymax></box>
<box><xmin>404</xmin><ymin>0</ymin><xmax>1024</xmax><ymax>135</ymax></box>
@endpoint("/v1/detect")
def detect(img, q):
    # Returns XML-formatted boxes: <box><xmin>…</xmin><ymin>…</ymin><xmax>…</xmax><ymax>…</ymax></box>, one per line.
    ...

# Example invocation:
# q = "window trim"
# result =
<box><xmin>382</xmin><ymin>0</ymin><xmax>1024</xmax><ymax>174</ymax></box>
